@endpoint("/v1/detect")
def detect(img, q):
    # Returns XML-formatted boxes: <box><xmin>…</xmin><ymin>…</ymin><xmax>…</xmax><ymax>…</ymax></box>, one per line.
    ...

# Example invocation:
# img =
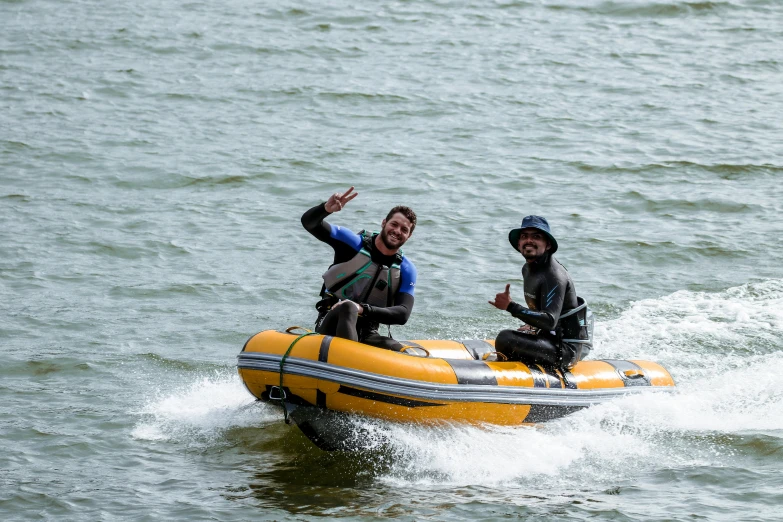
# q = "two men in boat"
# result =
<box><xmin>301</xmin><ymin>188</ymin><xmax>589</xmax><ymax>369</ymax></box>
<box><xmin>301</xmin><ymin>187</ymin><xmax>417</xmax><ymax>351</ymax></box>
<box><xmin>489</xmin><ymin>216</ymin><xmax>591</xmax><ymax>369</ymax></box>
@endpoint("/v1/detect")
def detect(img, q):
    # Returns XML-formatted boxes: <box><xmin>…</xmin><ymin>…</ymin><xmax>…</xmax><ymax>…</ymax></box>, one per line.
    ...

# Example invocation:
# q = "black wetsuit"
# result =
<box><xmin>301</xmin><ymin>203</ymin><xmax>416</xmax><ymax>351</ymax></box>
<box><xmin>495</xmin><ymin>255</ymin><xmax>586</xmax><ymax>368</ymax></box>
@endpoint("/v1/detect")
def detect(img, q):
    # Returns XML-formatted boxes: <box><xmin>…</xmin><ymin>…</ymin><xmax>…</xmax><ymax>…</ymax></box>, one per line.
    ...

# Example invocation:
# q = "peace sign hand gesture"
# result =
<box><xmin>325</xmin><ymin>186</ymin><xmax>359</xmax><ymax>213</ymax></box>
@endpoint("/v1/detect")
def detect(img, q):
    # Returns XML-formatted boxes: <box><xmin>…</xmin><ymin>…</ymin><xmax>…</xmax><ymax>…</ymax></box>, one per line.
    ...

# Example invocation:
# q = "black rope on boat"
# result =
<box><xmin>279</xmin><ymin>329</ymin><xmax>317</xmax><ymax>424</ymax></box>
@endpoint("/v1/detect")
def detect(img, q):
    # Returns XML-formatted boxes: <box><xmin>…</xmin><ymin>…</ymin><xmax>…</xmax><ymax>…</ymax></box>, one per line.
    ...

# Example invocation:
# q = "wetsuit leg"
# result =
<box><xmin>360</xmin><ymin>331</ymin><xmax>404</xmax><ymax>351</ymax></box>
<box><xmin>315</xmin><ymin>303</ymin><xmax>359</xmax><ymax>341</ymax></box>
<box><xmin>495</xmin><ymin>329</ymin><xmax>561</xmax><ymax>366</ymax></box>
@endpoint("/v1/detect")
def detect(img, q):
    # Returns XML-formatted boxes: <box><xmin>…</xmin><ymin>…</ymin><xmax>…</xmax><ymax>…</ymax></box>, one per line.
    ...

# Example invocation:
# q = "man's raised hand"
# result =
<box><xmin>489</xmin><ymin>283</ymin><xmax>512</xmax><ymax>311</ymax></box>
<box><xmin>325</xmin><ymin>186</ymin><xmax>358</xmax><ymax>213</ymax></box>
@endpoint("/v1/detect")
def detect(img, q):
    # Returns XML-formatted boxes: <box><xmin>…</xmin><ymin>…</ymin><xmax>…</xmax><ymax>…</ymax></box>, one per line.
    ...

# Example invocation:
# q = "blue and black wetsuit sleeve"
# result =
<box><xmin>363</xmin><ymin>293</ymin><xmax>414</xmax><ymax>326</ymax></box>
<box><xmin>506</xmin><ymin>269</ymin><xmax>566</xmax><ymax>331</ymax></box>
<box><xmin>506</xmin><ymin>302</ymin><xmax>556</xmax><ymax>330</ymax></box>
<box><xmin>301</xmin><ymin>202</ymin><xmax>360</xmax><ymax>263</ymax></box>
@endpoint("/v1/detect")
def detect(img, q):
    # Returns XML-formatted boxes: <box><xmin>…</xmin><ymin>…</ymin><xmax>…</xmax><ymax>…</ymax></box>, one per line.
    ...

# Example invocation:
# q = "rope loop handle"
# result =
<box><xmin>400</xmin><ymin>345</ymin><xmax>430</xmax><ymax>357</ymax></box>
<box><xmin>285</xmin><ymin>326</ymin><xmax>312</xmax><ymax>334</ymax></box>
<box><xmin>279</xmin><ymin>330</ymin><xmax>318</xmax><ymax>424</ymax></box>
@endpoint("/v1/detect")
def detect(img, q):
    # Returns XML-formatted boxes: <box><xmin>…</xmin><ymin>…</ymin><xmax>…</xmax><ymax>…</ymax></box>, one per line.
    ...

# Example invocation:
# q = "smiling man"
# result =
<box><xmin>489</xmin><ymin>215</ymin><xmax>591</xmax><ymax>369</ymax></box>
<box><xmin>301</xmin><ymin>186</ymin><xmax>417</xmax><ymax>351</ymax></box>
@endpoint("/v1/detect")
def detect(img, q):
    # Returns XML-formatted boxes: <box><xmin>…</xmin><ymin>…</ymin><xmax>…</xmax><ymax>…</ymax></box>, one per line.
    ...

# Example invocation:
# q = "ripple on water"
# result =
<box><xmin>133</xmin><ymin>353</ymin><xmax>224</xmax><ymax>373</ymax></box>
<box><xmin>0</xmin><ymin>359</ymin><xmax>94</xmax><ymax>379</ymax></box>
<box><xmin>623</xmin><ymin>190</ymin><xmax>759</xmax><ymax>214</ymax></box>
<box><xmin>545</xmin><ymin>1</ymin><xmax>740</xmax><ymax>18</ymax></box>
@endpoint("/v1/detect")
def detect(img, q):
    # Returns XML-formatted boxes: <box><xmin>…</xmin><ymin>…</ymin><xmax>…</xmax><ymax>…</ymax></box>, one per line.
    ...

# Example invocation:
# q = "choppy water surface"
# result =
<box><xmin>2</xmin><ymin>0</ymin><xmax>782</xmax><ymax>519</ymax></box>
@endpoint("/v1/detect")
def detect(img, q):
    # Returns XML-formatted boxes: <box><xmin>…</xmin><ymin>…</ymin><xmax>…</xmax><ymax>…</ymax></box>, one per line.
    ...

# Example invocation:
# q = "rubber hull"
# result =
<box><xmin>237</xmin><ymin>329</ymin><xmax>675</xmax><ymax>449</ymax></box>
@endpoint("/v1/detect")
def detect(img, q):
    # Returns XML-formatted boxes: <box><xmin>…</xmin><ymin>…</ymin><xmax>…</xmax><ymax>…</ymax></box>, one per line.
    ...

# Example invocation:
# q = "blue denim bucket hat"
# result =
<box><xmin>508</xmin><ymin>215</ymin><xmax>558</xmax><ymax>254</ymax></box>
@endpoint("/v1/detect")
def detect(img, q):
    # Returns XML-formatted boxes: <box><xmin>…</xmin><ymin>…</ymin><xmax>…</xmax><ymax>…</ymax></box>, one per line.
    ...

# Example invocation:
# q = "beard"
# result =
<box><xmin>380</xmin><ymin>228</ymin><xmax>406</xmax><ymax>250</ymax></box>
<box><xmin>521</xmin><ymin>243</ymin><xmax>549</xmax><ymax>263</ymax></box>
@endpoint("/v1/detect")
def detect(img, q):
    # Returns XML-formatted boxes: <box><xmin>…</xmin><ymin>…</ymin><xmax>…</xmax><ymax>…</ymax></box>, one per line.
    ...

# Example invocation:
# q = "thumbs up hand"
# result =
<box><xmin>489</xmin><ymin>283</ymin><xmax>512</xmax><ymax>311</ymax></box>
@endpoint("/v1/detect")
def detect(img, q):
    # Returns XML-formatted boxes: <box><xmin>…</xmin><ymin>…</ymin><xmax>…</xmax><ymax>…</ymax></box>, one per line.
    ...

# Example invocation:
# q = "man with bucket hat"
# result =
<box><xmin>489</xmin><ymin>215</ymin><xmax>592</xmax><ymax>369</ymax></box>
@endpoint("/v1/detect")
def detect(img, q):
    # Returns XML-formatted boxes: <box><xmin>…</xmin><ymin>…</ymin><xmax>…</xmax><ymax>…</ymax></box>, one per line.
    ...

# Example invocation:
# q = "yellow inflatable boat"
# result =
<box><xmin>237</xmin><ymin>328</ymin><xmax>676</xmax><ymax>450</ymax></box>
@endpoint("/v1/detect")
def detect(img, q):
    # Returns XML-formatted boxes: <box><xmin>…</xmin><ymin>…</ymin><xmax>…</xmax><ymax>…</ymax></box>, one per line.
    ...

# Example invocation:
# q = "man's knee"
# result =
<box><xmin>495</xmin><ymin>329</ymin><xmax>518</xmax><ymax>350</ymax></box>
<box><xmin>336</xmin><ymin>302</ymin><xmax>358</xmax><ymax>322</ymax></box>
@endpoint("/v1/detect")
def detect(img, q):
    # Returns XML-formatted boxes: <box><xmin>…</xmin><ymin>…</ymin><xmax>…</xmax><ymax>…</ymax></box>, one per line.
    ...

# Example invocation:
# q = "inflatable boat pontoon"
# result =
<box><xmin>237</xmin><ymin>328</ymin><xmax>675</xmax><ymax>450</ymax></box>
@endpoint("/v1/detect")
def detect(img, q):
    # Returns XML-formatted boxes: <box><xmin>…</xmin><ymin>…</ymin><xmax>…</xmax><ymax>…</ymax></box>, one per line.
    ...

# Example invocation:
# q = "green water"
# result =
<box><xmin>2</xmin><ymin>0</ymin><xmax>782</xmax><ymax>519</ymax></box>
